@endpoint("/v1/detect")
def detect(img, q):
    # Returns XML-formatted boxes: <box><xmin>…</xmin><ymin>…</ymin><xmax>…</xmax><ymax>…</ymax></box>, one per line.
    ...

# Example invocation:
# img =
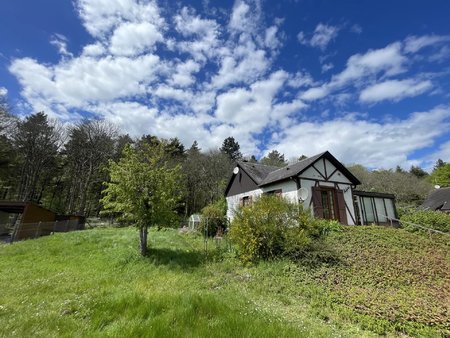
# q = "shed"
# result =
<box><xmin>188</xmin><ymin>214</ymin><xmax>202</xmax><ymax>229</ymax></box>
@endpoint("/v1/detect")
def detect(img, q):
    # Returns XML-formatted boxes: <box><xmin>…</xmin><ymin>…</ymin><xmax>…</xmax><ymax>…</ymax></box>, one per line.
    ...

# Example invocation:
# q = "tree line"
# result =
<box><xmin>0</xmin><ymin>108</ymin><xmax>448</xmax><ymax>219</ymax></box>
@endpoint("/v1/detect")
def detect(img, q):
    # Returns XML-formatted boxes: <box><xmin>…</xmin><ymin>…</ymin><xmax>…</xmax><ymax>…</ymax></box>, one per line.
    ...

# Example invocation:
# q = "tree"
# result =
<box><xmin>101</xmin><ymin>144</ymin><xmax>182</xmax><ymax>256</ymax></box>
<box><xmin>434</xmin><ymin>159</ymin><xmax>446</xmax><ymax>171</ymax></box>
<box><xmin>13</xmin><ymin>112</ymin><xmax>62</xmax><ymax>202</ymax></box>
<box><xmin>260</xmin><ymin>150</ymin><xmax>287</xmax><ymax>167</ymax></box>
<box><xmin>220</xmin><ymin>136</ymin><xmax>242</xmax><ymax>161</ymax></box>
<box><xmin>63</xmin><ymin>120</ymin><xmax>117</xmax><ymax>215</ymax></box>
<box><xmin>298</xmin><ymin>155</ymin><xmax>308</xmax><ymax>161</ymax></box>
<box><xmin>409</xmin><ymin>165</ymin><xmax>428</xmax><ymax>179</ymax></box>
<box><xmin>347</xmin><ymin>164</ymin><xmax>433</xmax><ymax>206</ymax></box>
<box><xmin>249</xmin><ymin>155</ymin><xmax>257</xmax><ymax>163</ymax></box>
<box><xmin>429</xmin><ymin>163</ymin><xmax>450</xmax><ymax>187</ymax></box>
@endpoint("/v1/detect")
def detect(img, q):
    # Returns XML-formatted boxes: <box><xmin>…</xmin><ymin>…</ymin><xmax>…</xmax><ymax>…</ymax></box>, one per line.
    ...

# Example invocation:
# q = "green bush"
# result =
<box><xmin>229</xmin><ymin>195</ymin><xmax>323</xmax><ymax>263</ymax></box>
<box><xmin>400</xmin><ymin>209</ymin><xmax>450</xmax><ymax>233</ymax></box>
<box><xmin>199</xmin><ymin>198</ymin><xmax>227</xmax><ymax>237</ymax></box>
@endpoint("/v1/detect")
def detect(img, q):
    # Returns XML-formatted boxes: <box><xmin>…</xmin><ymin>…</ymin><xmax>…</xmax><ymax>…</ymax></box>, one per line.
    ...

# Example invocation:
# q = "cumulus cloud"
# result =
<box><xmin>6</xmin><ymin>0</ymin><xmax>450</xmax><ymax>167</ymax></box>
<box><xmin>298</xmin><ymin>23</ymin><xmax>339</xmax><ymax>50</ymax></box>
<box><xmin>360</xmin><ymin>79</ymin><xmax>433</xmax><ymax>103</ymax></box>
<box><xmin>0</xmin><ymin>87</ymin><xmax>8</xmax><ymax>96</ymax></box>
<box><xmin>109</xmin><ymin>22</ymin><xmax>163</xmax><ymax>56</ymax></box>
<box><xmin>269</xmin><ymin>106</ymin><xmax>450</xmax><ymax>168</ymax></box>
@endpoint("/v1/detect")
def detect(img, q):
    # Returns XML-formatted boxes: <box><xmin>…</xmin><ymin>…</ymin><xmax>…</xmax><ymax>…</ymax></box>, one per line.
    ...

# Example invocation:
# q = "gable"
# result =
<box><xmin>225</xmin><ymin>168</ymin><xmax>259</xmax><ymax>197</ymax></box>
<box><xmin>300</xmin><ymin>157</ymin><xmax>352</xmax><ymax>184</ymax></box>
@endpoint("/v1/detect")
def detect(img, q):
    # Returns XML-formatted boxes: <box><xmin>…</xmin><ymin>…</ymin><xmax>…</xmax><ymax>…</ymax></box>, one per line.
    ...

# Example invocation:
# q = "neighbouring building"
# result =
<box><xmin>225</xmin><ymin>151</ymin><xmax>397</xmax><ymax>225</ymax></box>
<box><xmin>420</xmin><ymin>187</ymin><xmax>450</xmax><ymax>213</ymax></box>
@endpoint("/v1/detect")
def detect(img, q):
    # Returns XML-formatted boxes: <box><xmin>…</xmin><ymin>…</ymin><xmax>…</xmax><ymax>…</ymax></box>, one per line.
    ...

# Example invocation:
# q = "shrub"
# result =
<box><xmin>400</xmin><ymin>209</ymin><xmax>450</xmax><ymax>233</ymax></box>
<box><xmin>199</xmin><ymin>198</ymin><xmax>227</xmax><ymax>237</ymax></box>
<box><xmin>229</xmin><ymin>195</ymin><xmax>323</xmax><ymax>263</ymax></box>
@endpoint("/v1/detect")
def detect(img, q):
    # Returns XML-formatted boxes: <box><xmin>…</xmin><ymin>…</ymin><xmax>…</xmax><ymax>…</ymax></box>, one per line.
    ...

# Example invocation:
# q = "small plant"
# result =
<box><xmin>229</xmin><ymin>195</ymin><xmax>323</xmax><ymax>263</ymax></box>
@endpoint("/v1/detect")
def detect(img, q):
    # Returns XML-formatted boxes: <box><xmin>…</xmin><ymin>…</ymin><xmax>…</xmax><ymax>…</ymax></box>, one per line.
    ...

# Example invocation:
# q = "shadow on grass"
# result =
<box><xmin>144</xmin><ymin>247</ymin><xmax>207</xmax><ymax>270</ymax></box>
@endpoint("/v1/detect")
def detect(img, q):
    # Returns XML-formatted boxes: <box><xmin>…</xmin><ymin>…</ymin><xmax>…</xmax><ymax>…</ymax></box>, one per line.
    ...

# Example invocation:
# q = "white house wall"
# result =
<box><xmin>261</xmin><ymin>180</ymin><xmax>298</xmax><ymax>203</ymax></box>
<box><xmin>226</xmin><ymin>188</ymin><xmax>262</xmax><ymax>220</ymax></box>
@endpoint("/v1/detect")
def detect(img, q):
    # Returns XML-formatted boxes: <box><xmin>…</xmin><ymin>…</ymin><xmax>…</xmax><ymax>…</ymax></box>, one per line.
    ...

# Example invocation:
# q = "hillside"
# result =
<box><xmin>0</xmin><ymin>226</ymin><xmax>448</xmax><ymax>337</ymax></box>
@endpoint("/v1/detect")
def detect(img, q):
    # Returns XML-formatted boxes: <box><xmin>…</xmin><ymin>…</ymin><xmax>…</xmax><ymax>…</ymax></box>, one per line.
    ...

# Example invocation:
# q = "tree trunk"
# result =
<box><xmin>139</xmin><ymin>226</ymin><xmax>148</xmax><ymax>256</ymax></box>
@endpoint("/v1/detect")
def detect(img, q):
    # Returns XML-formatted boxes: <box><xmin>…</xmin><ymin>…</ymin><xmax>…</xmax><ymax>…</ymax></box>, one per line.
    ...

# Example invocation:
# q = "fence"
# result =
<box><xmin>11</xmin><ymin>220</ymin><xmax>83</xmax><ymax>243</ymax></box>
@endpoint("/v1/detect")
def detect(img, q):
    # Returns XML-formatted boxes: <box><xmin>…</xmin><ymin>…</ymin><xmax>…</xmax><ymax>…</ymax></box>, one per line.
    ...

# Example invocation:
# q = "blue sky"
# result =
<box><xmin>0</xmin><ymin>0</ymin><xmax>449</xmax><ymax>169</ymax></box>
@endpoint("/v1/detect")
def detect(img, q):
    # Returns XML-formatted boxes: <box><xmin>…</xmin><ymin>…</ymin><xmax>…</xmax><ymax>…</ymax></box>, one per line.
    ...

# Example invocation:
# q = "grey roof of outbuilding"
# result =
<box><xmin>235</xmin><ymin>150</ymin><xmax>361</xmax><ymax>187</ymax></box>
<box><xmin>420</xmin><ymin>187</ymin><xmax>450</xmax><ymax>211</ymax></box>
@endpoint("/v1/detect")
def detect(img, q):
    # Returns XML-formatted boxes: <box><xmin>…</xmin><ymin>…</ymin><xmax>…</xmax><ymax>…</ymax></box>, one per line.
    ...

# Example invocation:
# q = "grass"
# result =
<box><xmin>0</xmin><ymin>226</ymin><xmax>448</xmax><ymax>337</ymax></box>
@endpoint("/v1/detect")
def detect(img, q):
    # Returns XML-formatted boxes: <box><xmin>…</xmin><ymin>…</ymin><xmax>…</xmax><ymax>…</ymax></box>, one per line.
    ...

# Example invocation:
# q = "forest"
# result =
<box><xmin>0</xmin><ymin>102</ymin><xmax>448</xmax><ymax>220</ymax></box>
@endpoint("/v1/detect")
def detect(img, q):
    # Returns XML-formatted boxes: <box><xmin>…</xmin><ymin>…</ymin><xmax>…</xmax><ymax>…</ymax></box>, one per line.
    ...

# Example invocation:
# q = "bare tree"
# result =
<box><xmin>64</xmin><ymin>120</ymin><xmax>117</xmax><ymax>215</ymax></box>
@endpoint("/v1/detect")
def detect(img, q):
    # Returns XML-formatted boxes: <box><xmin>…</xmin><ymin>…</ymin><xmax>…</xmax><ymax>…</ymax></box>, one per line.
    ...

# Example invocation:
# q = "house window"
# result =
<box><xmin>320</xmin><ymin>189</ymin><xmax>337</xmax><ymax>220</ymax></box>
<box><xmin>240</xmin><ymin>196</ymin><xmax>253</xmax><ymax>207</ymax></box>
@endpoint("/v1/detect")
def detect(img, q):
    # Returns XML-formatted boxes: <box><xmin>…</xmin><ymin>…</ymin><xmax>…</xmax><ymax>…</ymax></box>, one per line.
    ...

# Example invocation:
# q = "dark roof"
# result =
<box><xmin>231</xmin><ymin>151</ymin><xmax>361</xmax><ymax>191</ymax></box>
<box><xmin>259</xmin><ymin>151</ymin><xmax>361</xmax><ymax>186</ymax></box>
<box><xmin>420</xmin><ymin>187</ymin><xmax>450</xmax><ymax>211</ymax></box>
<box><xmin>259</xmin><ymin>152</ymin><xmax>326</xmax><ymax>186</ymax></box>
<box><xmin>237</xmin><ymin>161</ymin><xmax>280</xmax><ymax>184</ymax></box>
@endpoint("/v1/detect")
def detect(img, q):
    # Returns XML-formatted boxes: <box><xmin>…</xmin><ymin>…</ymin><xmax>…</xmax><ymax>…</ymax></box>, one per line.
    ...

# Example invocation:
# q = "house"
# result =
<box><xmin>225</xmin><ymin>151</ymin><xmax>397</xmax><ymax>225</ymax></box>
<box><xmin>420</xmin><ymin>187</ymin><xmax>450</xmax><ymax>213</ymax></box>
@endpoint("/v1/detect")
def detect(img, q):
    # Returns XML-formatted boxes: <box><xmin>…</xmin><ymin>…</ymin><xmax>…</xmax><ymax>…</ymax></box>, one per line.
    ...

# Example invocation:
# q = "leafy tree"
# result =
<box><xmin>101</xmin><ymin>144</ymin><xmax>182</xmax><ymax>256</ymax></box>
<box><xmin>298</xmin><ymin>155</ymin><xmax>308</xmax><ymax>161</ymax></box>
<box><xmin>429</xmin><ymin>163</ymin><xmax>450</xmax><ymax>187</ymax></box>
<box><xmin>260</xmin><ymin>150</ymin><xmax>287</xmax><ymax>167</ymax></box>
<box><xmin>220</xmin><ymin>136</ymin><xmax>242</xmax><ymax>161</ymax></box>
<box><xmin>434</xmin><ymin>159</ymin><xmax>446</xmax><ymax>171</ymax></box>
<box><xmin>13</xmin><ymin>112</ymin><xmax>62</xmax><ymax>202</ymax></box>
<box><xmin>409</xmin><ymin>165</ymin><xmax>428</xmax><ymax>179</ymax></box>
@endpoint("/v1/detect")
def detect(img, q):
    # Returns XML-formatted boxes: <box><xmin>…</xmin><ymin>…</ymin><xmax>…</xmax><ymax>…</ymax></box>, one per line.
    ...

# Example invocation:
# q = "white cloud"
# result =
<box><xmin>298</xmin><ymin>23</ymin><xmax>339</xmax><ymax>50</ymax></box>
<box><xmin>404</xmin><ymin>34</ymin><xmax>450</xmax><ymax>54</ymax></box>
<box><xmin>168</xmin><ymin>59</ymin><xmax>201</xmax><ymax>87</ymax></box>
<box><xmin>333</xmin><ymin>42</ymin><xmax>406</xmax><ymax>86</ymax></box>
<box><xmin>10</xmin><ymin>54</ymin><xmax>161</xmax><ymax>106</ymax></box>
<box><xmin>82</xmin><ymin>43</ymin><xmax>105</xmax><ymax>56</ymax></box>
<box><xmin>300</xmin><ymin>86</ymin><xmax>329</xmax><ymax>101</ymax></box>
<box><xmin>360</xmin><ymin>79</ymin><xmax>433</xmax><ymax>103</ymax></box>
<box><xmin>321</xmin><ymin>63</ymin><xmax>334</xmax><ymax>73</ymax></box>
<box><xmin>0</xmin><ymin>87</ymin><xmax>8</xmax><ymax>96</ymax></box>
<box><xmin>50</xmin><ymin>33</ymin><xmax>72</xmax><ymax>57</ymax></box>
<box><xmin>303</xmin><ymin>42</ymin><xmax>407</xmax><ymax>102</ymax></box>
<box><xmin>268</xmin><ymin>106</ymin><xmax>450</xmax><ymax>168</ymax></box>
<box><xmin>109</xmin><ymin>22</ymin><xmax>163</xmax><ymax>56</ymax></box>
<box><xmin>75</xmin><ymin>0</ymin><xmax>164</xmax><ymax>39</ymax></box>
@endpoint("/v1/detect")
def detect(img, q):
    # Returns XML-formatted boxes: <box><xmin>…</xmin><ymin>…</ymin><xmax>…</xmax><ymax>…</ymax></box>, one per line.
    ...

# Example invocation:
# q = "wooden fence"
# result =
<box><xmin>11</xmin><ymin>220</ymin><xmax>83</xmax><ymax>242</ymax></box>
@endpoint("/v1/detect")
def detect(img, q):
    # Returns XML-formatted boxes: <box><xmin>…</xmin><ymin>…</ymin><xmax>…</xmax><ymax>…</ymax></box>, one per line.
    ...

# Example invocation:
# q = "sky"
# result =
<box><xmin>0</xmin><ymin>0</ymin><xmax>449</xmax><ymax>170</ymax></box>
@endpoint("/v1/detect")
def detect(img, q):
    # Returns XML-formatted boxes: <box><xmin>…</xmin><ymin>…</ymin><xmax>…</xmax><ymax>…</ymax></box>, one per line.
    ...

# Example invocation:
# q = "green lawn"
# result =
<box><xmin>0</xmin><ymin>226</ymin><xmax>448</xmax><ymax>337</ymax></box>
